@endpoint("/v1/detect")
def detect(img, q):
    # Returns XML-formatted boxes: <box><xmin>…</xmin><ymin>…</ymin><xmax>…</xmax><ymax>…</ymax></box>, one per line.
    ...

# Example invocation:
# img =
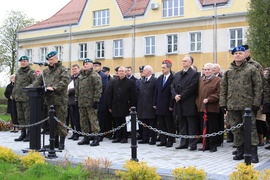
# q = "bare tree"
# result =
<box><xmin>0</xmin><ymin>11</ymin><xmax>36</xmax><ymax>75</ymax></box>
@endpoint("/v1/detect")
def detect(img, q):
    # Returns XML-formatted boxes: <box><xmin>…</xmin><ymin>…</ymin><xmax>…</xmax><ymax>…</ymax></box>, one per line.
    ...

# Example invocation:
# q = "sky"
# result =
<box><xmin>0</xmin><ymin>0</ymin><xmax>71</xmax><ymax>25</ymax></box>
<box><xmin>0</xmin><ymin>0</ymin><xmax>71</xmax><ymax>86</ymax></box>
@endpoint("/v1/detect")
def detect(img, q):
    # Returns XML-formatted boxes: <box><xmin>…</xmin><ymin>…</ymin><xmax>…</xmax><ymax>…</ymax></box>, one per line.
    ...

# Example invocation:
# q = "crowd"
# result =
<box><xmin>5</xmin><ymin>44</ymin><xmax>270</xmax><ymax>164</ymax></box>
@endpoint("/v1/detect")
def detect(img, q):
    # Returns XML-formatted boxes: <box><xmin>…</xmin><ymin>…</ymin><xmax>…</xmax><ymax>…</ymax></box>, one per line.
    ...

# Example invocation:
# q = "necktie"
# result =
<box><xmin>145</xmin><ymin>78</ymin><xmax>148</xmax><ymax>82</ymax></box>
<box><xmin>162</xmin><ymin>76</ymin><xmax>166</xmax><ymax>87</ymax></box>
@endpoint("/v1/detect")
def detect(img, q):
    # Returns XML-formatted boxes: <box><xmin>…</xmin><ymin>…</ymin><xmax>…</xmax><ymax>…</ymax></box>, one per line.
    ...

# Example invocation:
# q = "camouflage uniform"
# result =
<box><xmin>220</xmin><ymin>60</ymin><xmax>262</xmax><ymax>146</ymax></box>
<box><xmin>31</xmin><ymin>62</ymin><xmax>69</xmax><ymax>137</ymax></box>
<box><xmin>12</xmin><ymin>65</ymin><xmax>36</xmax><ymax>128</ymax></box>
<box><xmin>75</xmin><ymin>68</ymin><xmax>102</xmax><ymax>134</ymax></box>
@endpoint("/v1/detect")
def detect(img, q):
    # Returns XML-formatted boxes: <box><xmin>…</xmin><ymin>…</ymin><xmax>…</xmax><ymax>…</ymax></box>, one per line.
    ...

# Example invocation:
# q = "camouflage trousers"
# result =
<box><xmin>227</xmin><ymin>110</ymin><xmax>259</xmax><ymax>146</ymax></box>
<box><xmin>48</xmin><ymin>105</ymin><xmax>68</xmax><ymax>137</ymax></box>
<box><xmin>79</xmin><ymin>107</ymin><xmax>100</xmax><ymax>133</ymax></box>
<box><xmin>16</xmin><ymin>101</ymin><xmax>30</xmax><ymax>130</ymax></box>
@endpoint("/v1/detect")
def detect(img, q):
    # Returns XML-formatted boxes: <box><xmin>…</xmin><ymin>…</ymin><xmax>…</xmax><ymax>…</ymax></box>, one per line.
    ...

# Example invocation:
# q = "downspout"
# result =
<box><xmin>68</xmin><ymin>24</ymin><xmax>72</xmax><ymax>69</ymax></box>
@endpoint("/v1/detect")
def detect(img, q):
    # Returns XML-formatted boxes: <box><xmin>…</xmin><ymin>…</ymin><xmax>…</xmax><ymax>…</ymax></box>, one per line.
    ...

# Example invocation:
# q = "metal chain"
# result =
<box><xmin>11</xmin><ymin>117</ymin><xmax>49</xmax><ymax>128</ymax></box>
<box><xmin>137</xmin><ymin>120</ymin><xmax>243</xmax><ymax>139</ymax></box>
<box><xmin>54</xmin><ymin>116</ymin><xmax>130</xmax><ymax>137</ymax></box>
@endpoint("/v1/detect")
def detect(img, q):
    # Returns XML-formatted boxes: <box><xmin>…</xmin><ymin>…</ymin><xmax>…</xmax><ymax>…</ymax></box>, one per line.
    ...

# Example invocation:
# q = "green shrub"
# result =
<box><xmin>20</xmin><ymin>150</ymin><xmax>46</xmax><ymax>169</ymax></box>
<box><xmin>24</xmin><ymin>163</ymin><xmax>62</xmax><ymax>179</ymax></box>
<box><xmin>0</xmin><ymin>146</ymin><xmax>19</xmax><ymax>163</ymax></box>
<box><xmin>260</xmin><ymin>169</ymin><xmax>270</xmax><ymax>180</ymax></box>
<box><xmin>229</xmin><ymin>162</ymin><xmax>260</xmax><ymax>180</ymax></box>
<box><xmin>172</xmin><ymin>166</ymin><xmax>206</xmax><ymax>180</ymax></box>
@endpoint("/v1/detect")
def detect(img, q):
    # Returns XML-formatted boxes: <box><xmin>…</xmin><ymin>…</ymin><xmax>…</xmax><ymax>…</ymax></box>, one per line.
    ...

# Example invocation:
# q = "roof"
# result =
<box><xmin>200</xmin><ymin>0</ymin><xmax>230</xmax><ymax>6</ymax></box>
<box><xmin>116</xmin><ymin>0</ymin><xmax>150</xmax><ymax>17</ymax></box>
<box><xmin>20</xmin><ymin>0</ymin><xmax>87</xmax><ymax>32</ymax></box>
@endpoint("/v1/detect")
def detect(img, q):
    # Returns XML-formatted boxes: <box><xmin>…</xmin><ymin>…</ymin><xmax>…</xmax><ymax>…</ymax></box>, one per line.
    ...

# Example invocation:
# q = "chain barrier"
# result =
<box><xmin>54</xmin><ymin>116</ymin><xmax>130</xmax><ymax>137</ymax></box>
<box><xmin>136</xmin><ymin>120</ymin><xmax>243</xmax><ymax>139</ymax></box>
<box><xmin>11</xmin><ymin>117</ymin><xmax>49</xmax><ymax>128</ymax></box>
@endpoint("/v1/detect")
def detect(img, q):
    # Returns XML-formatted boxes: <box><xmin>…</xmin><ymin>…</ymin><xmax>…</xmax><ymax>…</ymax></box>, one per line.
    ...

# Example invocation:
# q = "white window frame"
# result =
<box><xmin>25</xmin><ymin>49</ymin><xmax>33</xmax><ymax>63</ymax></box>
<box><xmin>39</xmin><ymin>48</ymin><xmax>47</xmax><ymax>62</ymax></box>
<box><xmin>229</xmin><ymin>28</ymin><xmax>244</xmax><ymax>50</ymax></box>
<box><xmin>93</xmin><ymin>9</ymin><xmax>110</xmax><ymax>26</ymax></box>
<box><xmin>166</xmin><ymin>34</ymin><xmax>178</xmax><ymax>54</ymax></box>
<box><xmin>163</xmin><ymin>0</ymin><xmax>184</xmax><ymax>18</ymax></box>
<box><xmin>113</xmin><ymin>39</ymin><xmax>123</xmax><ymax>58</ymax></box>
<box><xmin>144</xmin><ymin>36</ymin><xmax>156</xmax><ymax>55</ymax></box>
<box><xmin>96</xmin><ymin>41</ymin><xmax>105</xmax><ymax>59</ymax></box>
<box><xmin>79</xmin><ymin>43</ymin><xmax>87</xmax><ymax>60</ymax></box>
<box><xmin>54</xmin><ymin>46</ymin><xmax>63</xmax><ymax>61</ymax></box>
<box><xmin>189</xmin><ymin>31</ymin><xmax>202</xmax><ymax>52</ymax></box>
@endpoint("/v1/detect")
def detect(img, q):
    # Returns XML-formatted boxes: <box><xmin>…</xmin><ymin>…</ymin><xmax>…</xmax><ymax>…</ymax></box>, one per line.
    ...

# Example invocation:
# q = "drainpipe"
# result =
<box><xmin>68</xmin><ymin>24</ymin><xmax>72</xmax><ymax>69</ymax></box>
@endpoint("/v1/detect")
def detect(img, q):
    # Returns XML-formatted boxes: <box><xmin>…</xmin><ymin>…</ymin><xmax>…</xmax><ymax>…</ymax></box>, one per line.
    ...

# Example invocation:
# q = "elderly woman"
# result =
<box><xmin>196</xmin><ymin>63</ymin><xmax>221</xmax><ymax>152</ymax></box>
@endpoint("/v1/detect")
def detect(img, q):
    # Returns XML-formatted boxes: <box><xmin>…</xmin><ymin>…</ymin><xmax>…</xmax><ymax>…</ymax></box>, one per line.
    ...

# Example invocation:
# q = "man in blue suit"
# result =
<box><xmin>154</xmin><ymin>60</ymin><xmax>175</xmax><ymax>147</ymax></box>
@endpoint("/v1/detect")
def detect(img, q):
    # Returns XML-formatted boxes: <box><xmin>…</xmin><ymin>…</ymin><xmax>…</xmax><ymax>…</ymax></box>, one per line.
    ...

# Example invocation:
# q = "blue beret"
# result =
<box><xmin>46</xmin><ymin>51</ymin><xmax>58</xmax><ymax>60</ymax></box>
<box><xmin>139</xmin><ymin>66</ymin><xmax>145</xmax><ymax>72</ymax></box>
<box><xmin>231</xmin><ymin>46</ymin><xmax>245</xmax><ymax>55</ymax></box>
<box><xmin>83</xmin><ymin>58</ymin><xmax>93</xmax><ymax>64</ymax></box>
<box><xmin>18</xmin><ymin>56</ymin><xmax>29</xmax><ymax>61</ymax></box>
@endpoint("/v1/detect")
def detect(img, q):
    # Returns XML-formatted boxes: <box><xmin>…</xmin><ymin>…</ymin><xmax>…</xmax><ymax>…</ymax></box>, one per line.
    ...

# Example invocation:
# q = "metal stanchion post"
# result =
<box><xmin>46</xmin><ymin>105</ymin><xmax>57</xmax><ymax>159</ymax></box>
<box><xmin>244</xmin><ymin>108</ymin><xmax>252</xmax><ymax>165</ymax></box>
<box><xmin>130</xmin><ymin>106</ymin><xmax>138</xmax><ymax>162</ymax></box>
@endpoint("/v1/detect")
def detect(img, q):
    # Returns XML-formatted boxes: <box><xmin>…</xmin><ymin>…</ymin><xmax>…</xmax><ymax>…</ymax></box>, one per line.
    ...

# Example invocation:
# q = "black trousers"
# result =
<box><xmin>199</xmin><ymin>112</ymin><xmax>219</xmax><ymax>148</ymax></box>
<box><xmin>140</xmin><ymin>118</ymin><xmax>157</xmax><ymax>143</ymax></box>
<box><xmin>178</xmin><ymin>115</ymin><xmax>198</xmax><ymax>148</ymax></box>
<box><xmin>98</xmin><ymin>110</ymin><xmax>107</xmax><ymax>133</ymax></box>
<box><xmin>157</xmin><ymin>115</ymin><xmax>175</xmax><ymax>144</ymax></box>
<box><xmin>114</xmin><ymin>117</ymin><xmax>128</xmax><ymax>139</ymax></box>
<box><xmin>68</xmin><ymin>105</ymin><xmax>81</xmax><ymax>134</ymax></box>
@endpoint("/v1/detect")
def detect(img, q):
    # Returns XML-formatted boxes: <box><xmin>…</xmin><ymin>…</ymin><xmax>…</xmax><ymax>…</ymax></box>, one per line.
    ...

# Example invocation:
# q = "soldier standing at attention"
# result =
<box><xmin>30</xmin><ymin>51</ymin><xmax>69</xmax><ymax>150</ymax></box>
<box><xmin>219</xmin><ymin>46</ymin><xmax>262</xmax><ymax>163</ymax></box>
<box><xmin>12</xmin><ymin>56</ymin><xmax>36</xmax><ymax>142</ymax></box>
<box><xmin>76</xmin><ymin>58</ymin><xmax>102</xmax><ymax>146</ymax></box>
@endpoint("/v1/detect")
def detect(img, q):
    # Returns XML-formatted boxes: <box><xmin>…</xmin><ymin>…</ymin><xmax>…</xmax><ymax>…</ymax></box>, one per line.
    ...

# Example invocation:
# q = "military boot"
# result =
<box><xmin>58</xmin><ymin>137</ymin><xmax>65</xmax><ymax>150</ymax></box>
<box><xmin>251</xmin><ymin>146</ymin><xmax>259</xmax><ymax>163</ymax></box>
<box><xmin>14</xmin><ymin>129</ymin><xmax>26</xmax><ymax>141</ymax></box>
<box><xmin>77</xmin><ymin>136</ymin><xmax>90</xmax><ymax>145</ymax></box>
<box><xmin>23</xmin><ymin>130</ymin><xmax>30</xmax><ymax>142</ymax></box>
<box><xmin>90</xmin><ymin>136</ymin><xmax>100</xmax><ymax>146</ymax></box>
<box><xmin>233</xmin><ymin>144</ymin><xmax>244</xmax><ymax>160</ymax></box>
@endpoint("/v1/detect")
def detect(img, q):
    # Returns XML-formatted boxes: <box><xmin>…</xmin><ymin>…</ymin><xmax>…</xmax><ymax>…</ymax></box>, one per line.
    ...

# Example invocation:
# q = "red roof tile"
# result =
<box><xmin>20</xmin><ymin>0</ymin><xmax>87</xmax><ymax>32</ymax></box>
<box><xmin>116</xmin><ymin>0</ymin><xmax>150</xmax><ymax>17</ymax></box>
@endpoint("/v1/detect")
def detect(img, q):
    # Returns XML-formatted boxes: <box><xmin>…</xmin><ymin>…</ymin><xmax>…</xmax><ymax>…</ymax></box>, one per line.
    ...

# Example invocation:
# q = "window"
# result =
<box><xmin>163</xmin><ymin>0</ymin><xmax>184</xmax><ymax>18</ymax></box>
<box><xmin>54</xmin><ymin>46</ymin><xmax>62</xmax><ymax>61</ymax></box>
<box><xmin>79</xmin><ymin>43</ymin><xmax>87</xmax><ymax>59</ymax></box>
<box><xmin>39</xmin><ymin>48</ymin><xmax>47</xmax><ymax>62</ymax></box>
<box><xmin>167</xmin><ymin>34</ymin><xmax>178</xmax><ymax>54</ymax></box>
<box><xmin>25</xmin><ymin>49</ymin><xmax>33</xmax><ymax>63</ymax></box>
<box><xmin>145</xmin><ymin>36</ymin><xmax>155</xmax><ymax>55</ymax></box>
<box><xmin>96</xmin><ymin>41</ymin><xmax>104</xmax><ymax>59</ymax></box>
<box><xmin>93</xmin><ymin>9</ymin><xmax>110</xmax><ymax>26</ymax></box>
<box><xmin>229</xmin><ymin>28</ymin><xmax>243</xmax><ymax>49</ymax></box>
<box><xmin>189</xmin><ymin>32</ymin><xmax>202</xmax><ymax>52</ymax></box>
<box><xmin>113</xmin><ymin>39</ymin><xmax>123</xmax><ymax>57</ymax></box>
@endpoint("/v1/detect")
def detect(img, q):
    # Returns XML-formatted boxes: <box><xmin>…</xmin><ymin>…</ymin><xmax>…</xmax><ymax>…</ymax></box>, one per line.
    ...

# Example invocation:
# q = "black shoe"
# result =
<box><xmin>157</xmin><ymin>143</ymin><xmax>167</xmax><ymax>147</ymax></box>
<box><xmin>112</xmin><ymin>138</ymin><xmax>121</xmax><ymax>143</ymax></box>
<box><xmin>73</xmin><ymin>135</ymin><xmax>79</xmax><ymax>141</ymax></box>
<box><xmin>77</xmin><ymin>136</ymin><xmax>90</xmax><ymax>145</ymax></box>
<box><xmin>175</xmin><ymin>145</ymin><xmax>188</xmax><ymax>149</ymax></box>
<box><xmin>227</xmin><ymin>139</ymin><xmax>233</xmax><ymax>143</ymax></box>
<box><xmin>265</xmin><ymin>145</ymin><xmax>270</xmax><ymax>150</ymax></box>
<box><xmin>210</xmin><ymin>147</ymin><xmax>217</xmax><ymax>152</ymax></box>
<box><xmin>258</xmin><ymin>142</ymin><xmax>264</xmax><ymax>146</ymax></box>
<box><xmin>23</xmin><ymin>136</ymin><xmax>30</xmax><ymax>142</ymax></box>
<box><xmin>189</xmin><ymin>146</ymin><xmax>197</xmax><ymax>151</ymax></box>
<box><xmin>198</xmin><ymin>147</ymin><xmax>210</xmax><ymax>151</ymax></box>
<box><xmin>68</xmin><ymin>134</ymin><xmax>74</xmax><ymax>140</ymax></box>
<box><xmin>90</xmin><ymin>137</ymin><xmax>100</xmax><ymax>146</ymax></box>
<box><xmin>149</xmin><ymin>142</ymin><xmax>156</xmax><ymax>145</ymax></box>
<box><xmin>138</xmin><ymin>140</ymin><xmax>149</xmax><ymax>144</ymax></box>
<box><xmin>121</xmin><ymin>138</ymin><xmax>128</xmax><ymax>143</ymax></box>
<box><xmin>58</xmin><ymin>137</ymin><xmax>65</xmax><ymax>150</ymax></box>
<box><xmin>14</xmin><ymin>130</ymin><xmax>26</xmax><ymax>142</ymax></box>
<box><xmin>166</xmin><ymin>142</ymin><xmax>173</xmax><ymax>148</ymax></box>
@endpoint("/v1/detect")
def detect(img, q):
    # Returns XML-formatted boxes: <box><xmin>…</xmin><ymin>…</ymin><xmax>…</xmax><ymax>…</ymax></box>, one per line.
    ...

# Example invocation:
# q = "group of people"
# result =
<box><xmin>5</xmin><ymin>44</ymin><xmax>270</xmax><ymax>164</ymax></box>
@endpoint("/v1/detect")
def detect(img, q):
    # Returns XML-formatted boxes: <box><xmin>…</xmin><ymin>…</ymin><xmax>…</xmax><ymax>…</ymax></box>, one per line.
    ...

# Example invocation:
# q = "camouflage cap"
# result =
<box><xmin>18</xmin><ymin>55</ymin><xmax>29</xmax><ymax>61</ymax></box>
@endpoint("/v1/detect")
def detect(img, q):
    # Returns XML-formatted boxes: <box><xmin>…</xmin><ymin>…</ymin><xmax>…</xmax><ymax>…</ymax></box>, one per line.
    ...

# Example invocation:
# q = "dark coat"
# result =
<box><xmin>127</xmin><ymin>75</ymin><xmax>138</xmax><ymax>82</ymax></box>
<box><xmin>98</xmin><ymin>71</ymin><xmax>108</xmax><ymax>111</ymax></box>
<box><xmin>107</xmin><ymin>77</ymin><xmax>136</xmax><ymax>117</ymax></box>
<box><xmin>4</xmin><ymin>82</ymin><xmax>13</xmax><ymax>114</ymax></box>
<box><xmin>137</xmin><ymin>76</ymin><xmax>157</xmax><ymax>119</ymax></box>
<box><xmin>68</xmin><ymin>74</ymin><xmax>80</xmax><ymax>105</ymax></box>
<box><xmin>154</xmin><ymin>73</ymin><xmax>174</xmax><ymax>116</ymax></box>
<box><xmin>171</xmin><ymin>67</ymin><xmax>200</xmax><ymax>116</ymax></box>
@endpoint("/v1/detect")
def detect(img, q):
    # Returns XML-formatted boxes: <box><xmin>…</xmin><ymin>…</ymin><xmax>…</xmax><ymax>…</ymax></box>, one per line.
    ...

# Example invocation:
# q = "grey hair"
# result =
<box><xmin>144</xmin><ymin>65</ymin><xmax>153</xmax><ymax>74</ymax></box>
<box><xmin>204</xmin><ymin>63</ymin><xmax>215</xmax><ymax>70</ymax></box>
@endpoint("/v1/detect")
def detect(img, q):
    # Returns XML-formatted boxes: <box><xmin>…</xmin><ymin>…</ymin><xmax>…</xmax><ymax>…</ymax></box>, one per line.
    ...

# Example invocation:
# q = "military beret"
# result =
<box><xmin>242</xmin><ymin>44</ymin><xmax>249</xmax><ymax>50</ymax></box>
<box><xmin>46</xmin><ymin>51</ymin><xmax>58</xmax><ymax>60</ymax></box>
<box><xmin>231</xmin><ymin>46</ymin><xmax>245</xmax><ymax>55</ymax></box>
<box><xmin>139</xmin><ymin>66</ymin><xmax>145</xmax><ymax>72</ymax></box>
<box><xmin>83</xmin><ymin>58</ymin><xmax>93</xmax><ymax>64</ymax></box>
<box><xmin>93</xmin><ymin>61</ymin><xmax>102</xmax><ymax>65</ymax></box>
<box><xmin>18</xmin><ymin>55</ymin><xmax>29</xmax><ymax>61</ymax></box>
<box><xmin>102</xmin><ymin>66</ymin><xmax>110</xmax><ymax>72</ymax></box>
<box><xmin>114</xmin><ymin>66</ymin><xmax>120</xmax><ymax>72</ymax></box>
<box><xmin>162</xmin><ymin>59</ymin><xmax>172</xmax><ymax>65</ymax></box>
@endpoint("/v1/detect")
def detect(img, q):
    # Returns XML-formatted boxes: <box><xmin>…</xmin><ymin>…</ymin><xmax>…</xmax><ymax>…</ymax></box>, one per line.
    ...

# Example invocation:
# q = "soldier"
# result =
<box><xmin>76</xmin><ymin>58</ymin><xmax>102</xmax><ymax>146</ymax></box>
<box><xmin>219</xmin><ymin>46</ymin><xmax>262</xmax><ymax>163</ymax></box>
<box><xmin>30</xmin><ymin>51</ymin><xmax>69</xmax><ymax>150</ymax></box>
<box><xmin>12</xmin><ymin>56</ymin><xmax>36</xmax><ymax>142</ymax></box>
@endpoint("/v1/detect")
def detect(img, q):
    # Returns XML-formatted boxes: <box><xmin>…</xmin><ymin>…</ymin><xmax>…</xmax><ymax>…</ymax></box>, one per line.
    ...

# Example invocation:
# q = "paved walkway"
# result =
<box><xmin>1</xmin><ymin>131</ymin><xmax>270</xmax><ymax>179</ymax></box>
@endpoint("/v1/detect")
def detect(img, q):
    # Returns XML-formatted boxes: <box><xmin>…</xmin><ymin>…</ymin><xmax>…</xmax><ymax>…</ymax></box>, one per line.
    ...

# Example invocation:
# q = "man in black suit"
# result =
<box><xmin>126</xmin><ymin>66</ymin><xmax>138</xmax><ymax>81</ymax></box>
<box><xmin>137</xmin><ymin>65</ymin><xmax>157</xmax><ymax>145</ymax></box>
<box><xmin>107</xmin><ymin>66</ymin><xmax>136</xmax><ymax>143</ymax></box>
<box><xmin>171</xmin><ymin>55</ymin><xmax>200</xmax><ymax>150</ymax></box>
<box><xmin>154</xmin><ymin>60</ymin><xmax>175</xmax><ymax>147</ymax></box>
